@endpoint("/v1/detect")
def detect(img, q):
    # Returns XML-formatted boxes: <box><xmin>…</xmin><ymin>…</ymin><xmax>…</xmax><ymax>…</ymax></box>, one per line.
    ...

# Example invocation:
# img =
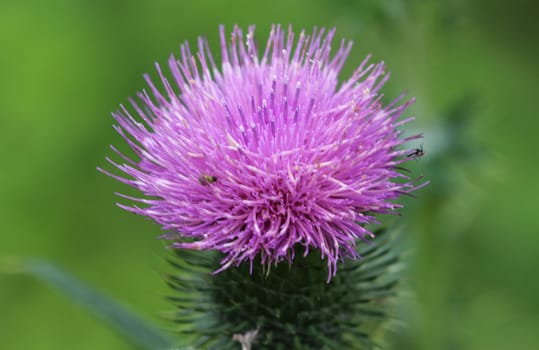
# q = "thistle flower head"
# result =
<box><xmin>103</xmin><ymin>25</ymin><xmax>423</xmax><ymax>279</ymax></box>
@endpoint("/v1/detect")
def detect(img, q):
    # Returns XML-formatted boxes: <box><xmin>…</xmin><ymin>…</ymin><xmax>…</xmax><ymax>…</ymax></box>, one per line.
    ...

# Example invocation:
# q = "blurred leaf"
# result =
<box><xmin>2</xmin><ymin>257</ymin><xmax>175</xmax><ymax>350</ymax></box>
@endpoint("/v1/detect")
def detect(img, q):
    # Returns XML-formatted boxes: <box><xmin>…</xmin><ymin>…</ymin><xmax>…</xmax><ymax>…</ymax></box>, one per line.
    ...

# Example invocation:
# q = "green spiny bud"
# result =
<box><xmin>166</xmin><ymin>228</ymin><xmax>401</xmax><ymax>349</ymax></box>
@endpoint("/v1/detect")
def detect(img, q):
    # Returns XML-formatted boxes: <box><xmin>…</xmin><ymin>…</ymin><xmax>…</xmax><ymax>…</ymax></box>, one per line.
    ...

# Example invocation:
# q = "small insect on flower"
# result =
<box><xmin>407</xmin><ymin>143</ymin><xmax>425</xmax><ymax>160</ymax></box>
<box><xmin>199</xmin><ymin>174</ymin><xmax>218</xmax><ymax>186</ymax></box>
<box><xmin>101</xmin><ymin>24</ymin><xmax>426</xmax><ymax>281</ymax></box>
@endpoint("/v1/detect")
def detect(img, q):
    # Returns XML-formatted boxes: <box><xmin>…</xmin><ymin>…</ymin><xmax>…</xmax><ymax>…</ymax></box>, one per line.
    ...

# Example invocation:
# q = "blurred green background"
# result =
<box><xmin>1</xmin><ymin>0</ymin><xmax>537</xmax><ymax>349</ymax></box>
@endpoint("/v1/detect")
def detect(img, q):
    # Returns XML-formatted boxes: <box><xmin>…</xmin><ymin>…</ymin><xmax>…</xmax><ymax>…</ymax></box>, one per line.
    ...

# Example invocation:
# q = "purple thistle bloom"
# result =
<box><xmin>102</xmin><ymin>25</ymin><xmax>424</xmax><ymax>280</ymax></box>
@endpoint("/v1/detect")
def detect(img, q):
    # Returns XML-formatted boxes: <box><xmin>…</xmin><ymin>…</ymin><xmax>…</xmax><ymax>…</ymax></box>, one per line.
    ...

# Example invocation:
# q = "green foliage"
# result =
<box><xmin>167</xmin><ymin>228</ymin><xmax>401</xmax><ymax>349</ymax></box>
<box><xmin>2</xmin><ymin>258</ymin><xmax>175</xmax><ymax>350</ymax></box>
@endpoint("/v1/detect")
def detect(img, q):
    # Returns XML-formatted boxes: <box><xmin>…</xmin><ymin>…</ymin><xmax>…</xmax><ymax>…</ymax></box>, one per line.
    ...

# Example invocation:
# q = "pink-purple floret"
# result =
<box><xmin>101</xmin><ymin>25</ymin><xmax>425</xmax><ymax>280</ymax></box>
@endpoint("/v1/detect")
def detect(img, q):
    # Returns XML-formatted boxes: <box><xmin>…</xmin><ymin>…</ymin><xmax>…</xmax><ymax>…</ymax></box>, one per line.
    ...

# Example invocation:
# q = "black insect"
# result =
<box><xmin>199</xmin><ymin>174</ymin><xmax>218</xmax><ymax>185</ymax></box>
<box><xmin>407</xmin><ymin>143</ymin><xmax>425</xmax><ymax>160</ymax></box>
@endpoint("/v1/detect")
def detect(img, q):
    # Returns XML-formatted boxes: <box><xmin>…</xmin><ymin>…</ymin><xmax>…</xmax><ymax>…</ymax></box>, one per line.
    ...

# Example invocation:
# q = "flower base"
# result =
<box><xmin>167</xmin><ymin>228</ymin><xmax>400</xmax><ymax>349</ymax></box>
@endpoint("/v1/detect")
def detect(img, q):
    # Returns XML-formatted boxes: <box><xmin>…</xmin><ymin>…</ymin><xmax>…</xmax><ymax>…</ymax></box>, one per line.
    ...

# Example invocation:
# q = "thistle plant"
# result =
<box><xmin>101</xmin><ymin>24</ymin><xmax>426</xmax><ymax>349</ymax></box>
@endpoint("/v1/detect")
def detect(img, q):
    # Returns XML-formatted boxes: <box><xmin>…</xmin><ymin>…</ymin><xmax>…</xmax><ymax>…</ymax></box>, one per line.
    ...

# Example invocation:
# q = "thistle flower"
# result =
<box><xmin>102</xmin><ymin>24</ymin><xmax>423</xmax><ymax>280</ymax></box>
